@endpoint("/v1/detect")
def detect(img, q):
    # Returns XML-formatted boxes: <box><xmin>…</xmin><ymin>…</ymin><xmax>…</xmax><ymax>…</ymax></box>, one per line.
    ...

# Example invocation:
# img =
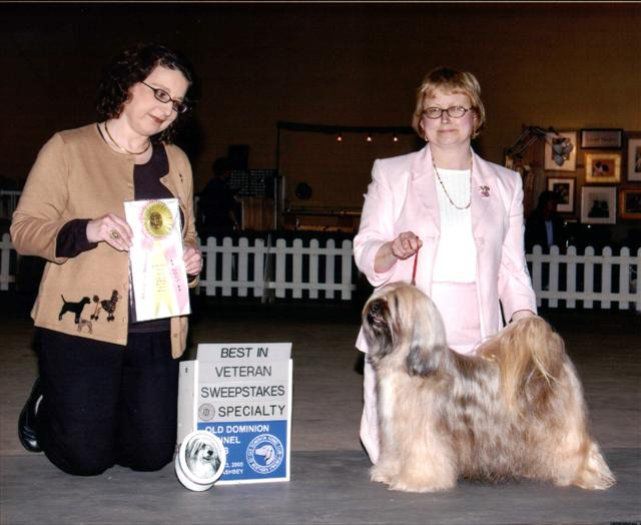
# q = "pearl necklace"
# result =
<box><xmin>432</xmin><ymin>158</ymin><xmax>472</xmax><ymax>210</ymax></box>
<box><xmin>103</xmin><ymin>121</ymin><xmax>151</xmax><ymax>156</ymax></box>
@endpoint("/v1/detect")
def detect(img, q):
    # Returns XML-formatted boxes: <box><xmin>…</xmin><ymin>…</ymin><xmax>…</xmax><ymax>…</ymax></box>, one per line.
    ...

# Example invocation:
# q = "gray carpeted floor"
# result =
<box><xmin>1</xmin><ymin>296</ymin><xmax>640</xmax><ymax>524</ymax></box>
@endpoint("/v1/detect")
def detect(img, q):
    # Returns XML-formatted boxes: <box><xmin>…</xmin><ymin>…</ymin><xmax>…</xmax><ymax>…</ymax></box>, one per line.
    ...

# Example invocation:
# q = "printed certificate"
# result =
<box><xmin>124</xmin><ymin>198</ymin><xmax>191</xmax><ymax>322</ymax></box>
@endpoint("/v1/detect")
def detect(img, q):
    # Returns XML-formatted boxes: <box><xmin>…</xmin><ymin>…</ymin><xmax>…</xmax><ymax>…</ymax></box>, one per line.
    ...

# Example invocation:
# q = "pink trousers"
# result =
<box><xmin>360</xmin><ymin>282</ymin><xmax>482</xmax><ymax>464</ymax></box>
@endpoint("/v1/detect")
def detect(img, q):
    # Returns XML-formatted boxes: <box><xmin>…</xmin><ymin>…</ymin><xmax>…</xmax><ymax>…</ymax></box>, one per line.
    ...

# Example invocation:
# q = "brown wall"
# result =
<box><xmin>2</xmin><ymin>4</ymin><xmax>640</xmax><ymax>213</ymax></box>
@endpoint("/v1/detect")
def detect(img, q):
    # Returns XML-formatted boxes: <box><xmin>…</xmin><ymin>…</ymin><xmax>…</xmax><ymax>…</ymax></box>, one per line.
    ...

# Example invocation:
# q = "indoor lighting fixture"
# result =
<box><xmin>366</xmin><ymin>134</ymin><xmax>372</xmax><ymax>142</ymax></box>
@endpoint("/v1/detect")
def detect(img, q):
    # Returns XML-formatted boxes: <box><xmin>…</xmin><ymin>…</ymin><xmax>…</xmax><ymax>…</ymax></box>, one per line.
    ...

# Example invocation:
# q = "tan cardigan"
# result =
<box><xmin>11</xmin><ymin>124</ymin><xmax>198</xmax><ymax>358</ymax></box>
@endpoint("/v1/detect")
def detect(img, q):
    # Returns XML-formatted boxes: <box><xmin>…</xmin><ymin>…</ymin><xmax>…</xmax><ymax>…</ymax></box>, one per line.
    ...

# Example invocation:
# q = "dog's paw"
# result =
<box><xmin>572</xmin><ymin>445</ymin><xmax>616</xmax><ymax>490</ymax></box>
<box><xmin>388</xmin><ymin>470</ymin><xmax>456</xmax><ymax>493</ymax></box>
<box><xmin>389</xmin><ymin>479</ymin><xmax>453</xmax><ymax>493</ymax></box>
<box><xmin>370</xmin><ymin>464</ymin><xmax>394</xmax><ymax>484</ymax></box>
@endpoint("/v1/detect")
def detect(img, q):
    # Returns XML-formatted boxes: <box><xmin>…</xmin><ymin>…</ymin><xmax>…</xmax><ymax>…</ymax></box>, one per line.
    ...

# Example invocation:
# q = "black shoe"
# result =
<box><xmin>18</xmin><ymin>377</ymin><xmax>42</xmax><ymax>453</ymax></box>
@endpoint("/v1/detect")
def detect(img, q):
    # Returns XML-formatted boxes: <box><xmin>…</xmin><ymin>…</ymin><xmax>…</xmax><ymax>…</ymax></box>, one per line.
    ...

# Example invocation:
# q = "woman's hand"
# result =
<box><xmin>390</xmin><ymin>231</ymin><xmax>423</xmax><ymax>260</ymax></box>
<box><xmin>86</xmin><ymin>213</ymin><xmax>133</xmax><ymax>252</ymax></box>
<box><xmin>183</xmin><ymin>244</ymin><xmax>203</xmax><ymax>276</ymax></box>
<box><xmin>374</xmin><ymin>231</ymin><xmax>422</xmax><ymax>273</ymax></box>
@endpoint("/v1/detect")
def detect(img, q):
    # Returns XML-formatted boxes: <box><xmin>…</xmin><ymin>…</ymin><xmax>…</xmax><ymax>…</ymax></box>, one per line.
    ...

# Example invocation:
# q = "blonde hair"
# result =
<box><xmin>411</xmin><ymin>67</ymin><xmax>486</xmax><ymax>140</ymax></box>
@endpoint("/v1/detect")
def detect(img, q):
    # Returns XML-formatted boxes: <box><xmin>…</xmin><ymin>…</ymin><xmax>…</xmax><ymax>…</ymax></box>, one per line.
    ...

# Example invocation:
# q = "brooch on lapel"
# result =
<box><xmin>479</xmin><ymin>185</ymin><xmax>491</xmax><ymax>197</ymax></box>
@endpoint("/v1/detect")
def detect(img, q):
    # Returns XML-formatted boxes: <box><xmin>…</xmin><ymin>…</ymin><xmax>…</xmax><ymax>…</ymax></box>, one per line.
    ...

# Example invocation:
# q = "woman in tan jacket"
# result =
<box><xmin>11</xmin><ymin>43</ymin><xmax>202</xmax><ymax>476</ymax></box>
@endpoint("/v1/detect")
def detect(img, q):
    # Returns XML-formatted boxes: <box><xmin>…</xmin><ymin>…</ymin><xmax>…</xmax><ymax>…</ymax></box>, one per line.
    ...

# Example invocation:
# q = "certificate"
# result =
<box><xmin>125</xmin><ymin>198</ymin><xmax>191</xmax><ymax>322</ymax></box>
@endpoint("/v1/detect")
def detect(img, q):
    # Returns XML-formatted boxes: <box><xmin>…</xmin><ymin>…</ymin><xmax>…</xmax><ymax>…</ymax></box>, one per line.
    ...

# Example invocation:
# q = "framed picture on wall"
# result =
<box><xmin>619</xmin><ymin>188</ymin><xmax>641</xmax><ymax>220</ymax></box>
<box><xmin>544</xmin><ymin>131</ymin><xmax>576</xmax><ymax>171</ymax></box>
<box><xmin>585</xmin><ymin>152</ymin><xmax>621</xmax><ymax>183</ymax></box>
<box><xmin>627</xmin><ymin>138</ymin><xmax>641</xmax><ymax>182</ymax></box>
<box><xmin>580</xmin><ymin>128</ymin><xmax>623</xmax><ymax>149</ymax></box>
<box><xmin>580</xmin><ymin>186</ymin><xmax>616</xmax><ymax>224</ymax></box>
<box><xmin>546</xmin><ymin>177</ymin><xmax>575</xmax><ymax>213</ymax></box>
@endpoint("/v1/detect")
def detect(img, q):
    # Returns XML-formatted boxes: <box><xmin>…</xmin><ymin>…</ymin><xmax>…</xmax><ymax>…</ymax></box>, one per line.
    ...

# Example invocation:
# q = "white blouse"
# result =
<box><xmin>432</xmin><ymin>168</ymin><xmax>477</xmax><ymax>283</ymax></box>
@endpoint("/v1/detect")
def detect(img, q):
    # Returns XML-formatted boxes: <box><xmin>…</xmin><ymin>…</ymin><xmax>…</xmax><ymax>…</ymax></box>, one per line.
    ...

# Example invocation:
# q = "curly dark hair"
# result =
<box><xmin>96</xmin><ymin>43</ymin><xmax>196</xmax><ymax>143</ymax></box>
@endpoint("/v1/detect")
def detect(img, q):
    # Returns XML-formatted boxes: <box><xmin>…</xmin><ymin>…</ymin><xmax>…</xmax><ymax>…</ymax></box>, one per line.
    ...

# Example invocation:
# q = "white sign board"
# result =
<box><xmin>178</xmin><ymin>343</ymin><xmax>292</xmax><ymax>484</ymax></box>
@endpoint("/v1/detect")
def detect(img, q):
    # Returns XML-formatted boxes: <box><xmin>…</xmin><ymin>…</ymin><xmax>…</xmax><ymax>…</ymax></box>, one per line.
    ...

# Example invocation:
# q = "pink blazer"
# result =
<box><xmin>354</xmin><ymin>145</ymin><xmax>537</xmax><ymax>352</ymax></box>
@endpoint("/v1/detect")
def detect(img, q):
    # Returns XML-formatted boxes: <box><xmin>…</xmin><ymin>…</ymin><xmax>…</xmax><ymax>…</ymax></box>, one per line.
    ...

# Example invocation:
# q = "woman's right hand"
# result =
<box><xmin>390</xmin><ymin>231</ymin><xmax>422</xmax><ymax>260</ymax></box>
<box><xmin>86</xmin><ymin>213</ymin><xmax>133</xmax><ymax>252</ymax></box>
<box><xmin>374</xmin><ymin>231</ymin><xmax>422</xmax><ymax>273</ymax></box>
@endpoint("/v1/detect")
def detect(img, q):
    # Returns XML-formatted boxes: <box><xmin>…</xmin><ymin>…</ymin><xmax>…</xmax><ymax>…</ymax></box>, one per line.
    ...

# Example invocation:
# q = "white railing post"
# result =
<box><xmin>583</xmin><ymin>246</ymin><xmax>595</xmax><ymax>309</ymax></box>
<box><xmin>253</xmin><ymin>238</ymin><xmax>265</xmax><ymax>297</ymax></box>
<box><xmin>566</xmin><ymin>246</ymin><xmax>577</xmax><ymax>308</ymax></box>
<box><xmin>548</xmin><ymin>245</ymin><xmax>560</xmax><ymax>307</ymax></box>
<box><xmin>237</xmin><ymin>237</ymin><xmax>249</xmax><ymax>297</ymax></box>
<box><xmin>601</xmin><ymin>246</ymin><xmax>612</xmax><ymax>309</ymax></box>
<box><xmin>618</xmin><ymin>247</ymin><xmax>630</xmax><ymax>311</ymax></box>
<box><xmin>341</xmin><ymin>239</ymin><xmax>353</xmax><ymax>300</ymax></box>
<box><xmin>274</xmin><ymin>238</ymin><xmax>287</xmax><ymax>298</ymax></box>
<box><xmin>292</xmin><ymin>239</ymin><xmax>303</xmax><ymax>299</ymax></box>
<box><xmin>221</xmin><ymin>237</ymin><xmax>234</xmax><ymax>297</ymax></box>
<box><xmin>309</xmin><ymin>239</ymin><xmax>320</xmax><ymax>299</ymax></box>
<box><xmin>325</xmin><ymin>239</ymin><xmax>336</xmax><ymax>299</ymax></box>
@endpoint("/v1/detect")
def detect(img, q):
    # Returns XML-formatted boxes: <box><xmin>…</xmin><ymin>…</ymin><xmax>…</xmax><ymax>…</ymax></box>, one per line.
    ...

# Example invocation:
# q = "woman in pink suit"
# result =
<box><xmin>353</xmin><ymin>67</ymin><xmax>537</xmax><ymax>463</ymax></box>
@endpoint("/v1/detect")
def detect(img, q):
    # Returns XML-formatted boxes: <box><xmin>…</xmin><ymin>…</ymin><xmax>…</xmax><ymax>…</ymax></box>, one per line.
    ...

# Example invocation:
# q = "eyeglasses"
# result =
<box><xmin>141</xmin><ymin>81</ymin><xmax>189</xmax><ymax>114</ymax></box>
<box><xmin>422</xmin><ymin>106</ymin><xmax>473</xmax><ymax>119</ymax></box>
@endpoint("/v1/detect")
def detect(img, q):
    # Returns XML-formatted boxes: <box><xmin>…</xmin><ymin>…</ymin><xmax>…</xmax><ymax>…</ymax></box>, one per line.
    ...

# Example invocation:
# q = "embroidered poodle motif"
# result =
<box><xmin>90</xmin><ymin>290</ymin><xmax>120</xmax><ymax>322</ymax></box>
<box><xmin>58</xmin><ymin>295</ymin><xmax>91</xmax><ymax>324</ymax></box>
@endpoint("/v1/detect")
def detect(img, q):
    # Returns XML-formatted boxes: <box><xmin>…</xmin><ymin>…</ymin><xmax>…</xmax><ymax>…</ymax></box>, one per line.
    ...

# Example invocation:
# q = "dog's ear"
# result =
<box><xmin>406</xmin><ymin>294</ymin><xmax>448</xmax><ymax>377</ymax></box>
<box><xmin>363</xmin><ymin>298</ymin><xmax>394</xmax><ymax>361</ymax></box>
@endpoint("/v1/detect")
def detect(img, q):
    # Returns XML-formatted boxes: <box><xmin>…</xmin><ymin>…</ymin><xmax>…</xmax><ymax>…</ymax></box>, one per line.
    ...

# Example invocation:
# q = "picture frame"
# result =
<box><xmin>546</xmin><ymin>177</ymin><xmax>575</xmax><ymax>214</ymax></box>
<box><xmin>580</xmin><ymin>186</ymin><xmax>616</xmax><ymax>224</ymax></box>
<box><xmin>627</xmin><ymin>138</ymin><xmax>641</xmax><ymax>182</ymax></box>
<box><xmin>580</xmin><ymin>128</ymin><xmax>623</xmax><ymax>149</ymax></box>
<box><xmin>544</xmin><ymin>131</ymin><xmax>577</xmax><ymax>171</ymax></box>
<box><xmin>619</xmin><ymin>188</ymin><xmax>641</xmax><ymax>220</ymax></box>
<box><xmin>585</xmin><ymin>152</ymin><xmax>621</xmax><ymax>183</ymax></box>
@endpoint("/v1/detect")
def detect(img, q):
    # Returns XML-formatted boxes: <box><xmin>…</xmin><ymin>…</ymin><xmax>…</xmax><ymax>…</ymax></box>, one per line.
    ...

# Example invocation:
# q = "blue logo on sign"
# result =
<box><xmin>246</xmin><ymin>434</ymin><xmax>284</xmax><ymax>474</ymax></box>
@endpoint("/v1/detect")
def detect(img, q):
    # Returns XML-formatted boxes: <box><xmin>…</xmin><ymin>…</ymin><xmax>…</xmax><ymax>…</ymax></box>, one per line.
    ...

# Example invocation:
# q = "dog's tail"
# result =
<box><xmin>60</xmin><ymin>294</ymin><xmax>66</xmax><ymax>303</ymax></box>
<box><xmin>489</xmin><ymin>316</ymin><xmax>565</xmax><ymax>413</ymax></box>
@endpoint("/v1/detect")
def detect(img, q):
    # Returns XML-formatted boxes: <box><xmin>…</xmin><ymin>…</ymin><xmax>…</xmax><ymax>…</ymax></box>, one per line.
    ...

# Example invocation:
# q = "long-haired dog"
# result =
<box><xmin>362</xmin><ymin>282</ymin><xmax>615</xmax><ymax>492</ymax></box>
<box><xmin>185</xmin><ymin>435</ymin><xmax>222</xmax><ymax>480</ymax></box>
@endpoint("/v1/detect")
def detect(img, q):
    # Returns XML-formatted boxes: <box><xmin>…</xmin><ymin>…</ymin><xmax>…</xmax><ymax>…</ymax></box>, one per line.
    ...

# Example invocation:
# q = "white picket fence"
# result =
<box><xmin>1</xmin><ymin>233</ymin><xmax>639</xmax><ymax>310</ymax></box>
<box><xmin>527</xmin><ymin>245</ymin><xmax>640</xmax><ymax>310</ymax></box>
<box><xmin>199</xmin><ymin>236</ymin><xmax>355</xmax><ymax>300</ymax></box>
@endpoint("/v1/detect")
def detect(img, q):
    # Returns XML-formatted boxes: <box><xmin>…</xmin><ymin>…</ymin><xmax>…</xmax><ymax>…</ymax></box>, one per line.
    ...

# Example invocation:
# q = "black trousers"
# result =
<box><xmin>35</xmin><ymin>328</ymin><xmax>179</xmax><ymax>476</ymax></box>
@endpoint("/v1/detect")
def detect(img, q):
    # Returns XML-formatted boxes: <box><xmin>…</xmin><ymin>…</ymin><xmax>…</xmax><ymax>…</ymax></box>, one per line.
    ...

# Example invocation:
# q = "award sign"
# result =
<box><xmin>124</xmin><ymin>198</ymin><xmax>190</xmax><ymax>322</ymax></box>
<box><xmin>177</xmin><ymin>343</ymin><xmax>292</xmax><ymax>484</ymax></box>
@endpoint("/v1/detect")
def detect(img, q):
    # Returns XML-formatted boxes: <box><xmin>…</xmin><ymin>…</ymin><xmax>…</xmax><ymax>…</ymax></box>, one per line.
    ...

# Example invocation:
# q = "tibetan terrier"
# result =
<box><xmin>185</xmin><ymin>435</ymin><xmax>223</xmax><ymax>480</ymax></box>
<box><xmin>362</xmin><ymin>282</ymin><xmax>615</xmax><ymax>492</ymax></box>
